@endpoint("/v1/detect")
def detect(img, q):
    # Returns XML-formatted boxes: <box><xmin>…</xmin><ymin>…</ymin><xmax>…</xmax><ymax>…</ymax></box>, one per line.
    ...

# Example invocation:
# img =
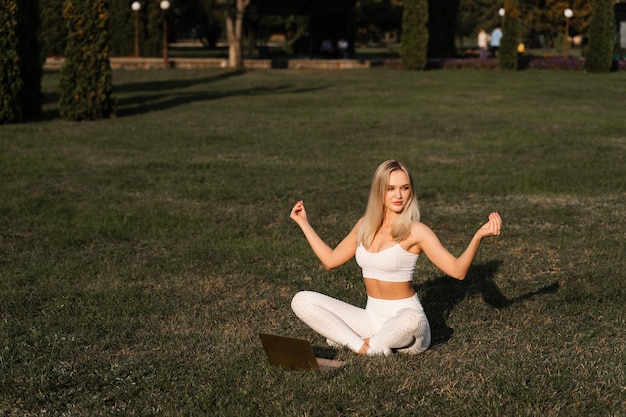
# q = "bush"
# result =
<box><xmin>400</xmin><ymin>0</ymin><xmax>428</xmax><ymax>70</ymax></box>
<box><xmin>108</xmin><ymin>0</ymin><xmax>163</xmax><ymax>57</ymax></box>
<box><xmin>585</xmin><ymin>0</ymin><xmax>615</xmax><ymax>73</ymax></box>
<box><xmin>440</xmin><ymin>58</ymin><xmax>500</xmax><ymax>70</ymax></box>
<box><xmin>0</xmin><ymin>0</ymin><xmax>41</xmax><ymax>123</ymax></box>
<box><xmin>527</xmin><ymin>57</ymin><xmax>585</xmax><ymax>70</ymax></box>
<box><xmin>499</xmin><ymin>0</ymin><xmax>520</xmax><ymax>70</ymax></box>
<box><xmin>59</xmin><ymin>0</ymin><xmax>116</xmax><ymax>121</ymax></box>
<box><xmin>0</xmin><ymin>0</ymin><xmax>23</xmax><ymax>123</ymax></box>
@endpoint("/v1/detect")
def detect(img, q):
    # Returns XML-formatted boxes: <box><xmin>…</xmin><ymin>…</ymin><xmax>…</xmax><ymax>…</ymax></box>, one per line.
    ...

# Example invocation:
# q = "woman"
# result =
<box><xmin>290</xmin><ymin>160</ymin><xmax>502</xmax><ymax>356</ymax></box>
<box><xmin>478</xmin><ymin>28</ymin><xmax>489</xmax><ymax>59</ymax></box>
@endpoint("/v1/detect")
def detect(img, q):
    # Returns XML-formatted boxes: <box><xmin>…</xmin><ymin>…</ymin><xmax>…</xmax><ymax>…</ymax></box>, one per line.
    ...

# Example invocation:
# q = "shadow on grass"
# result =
<box><xmin>40</xmin><ymin>70</ymin><xmax>330</xmax><ymax>119</ymax></box>
<box><xmin>113</xmin><ymin>69</ymin><xmax>247</xmax><ymax>94</ymax></box>
<box><xmin>116</xmin><ymin>84</ymin><xmax>327</xmax><ymax>118</ymax></box>
<box><xmin>417</xmin><ymin>260</ymin><xmax>560</xmax><ymax>347</ymax></box>
<box><xmin>114</xmin><ymin>69</ymin><xmax>331</xmax><ymax>118</ymax></box>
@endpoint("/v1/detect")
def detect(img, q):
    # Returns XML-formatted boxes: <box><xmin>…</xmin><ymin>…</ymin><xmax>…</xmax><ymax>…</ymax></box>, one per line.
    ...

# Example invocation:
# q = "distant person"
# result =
<box><xmin>290</xmin><ymin>160</ymin><xmax>502</xmax><ymax>356</ymax></box>
<box><xmin>478</xmin><ymin>29</ymin><xmax>489</xmax><ymax>59</ymax></box>
<box><xmin>337</xmin><ymin>38</ymin><xmax>349</xmax><ymax>59</ymax></box>
<box><xmin>490</xmin><ymin>25</ymin><xmax>503</xmax><ymax>57</ymax></box>
<box><xmin>321</xmin><ymin>38</ymin><xmax>333</xmax><ymax>59</ymax></box>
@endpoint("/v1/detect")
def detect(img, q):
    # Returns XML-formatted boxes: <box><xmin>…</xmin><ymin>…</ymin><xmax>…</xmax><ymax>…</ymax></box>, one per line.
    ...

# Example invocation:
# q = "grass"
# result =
<box><xmin>1</xmin><ymin>67</ymin><xmax>625</xmax><ymax>416</ymax></box>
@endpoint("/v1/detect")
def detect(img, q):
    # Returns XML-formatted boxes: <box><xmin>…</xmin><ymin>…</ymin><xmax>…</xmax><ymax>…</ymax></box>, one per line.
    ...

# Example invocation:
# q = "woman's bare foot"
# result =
<box><xmin>359</xmin><ymin>338</ymin><xmax>371</xmax><ymax>355</ymax></box>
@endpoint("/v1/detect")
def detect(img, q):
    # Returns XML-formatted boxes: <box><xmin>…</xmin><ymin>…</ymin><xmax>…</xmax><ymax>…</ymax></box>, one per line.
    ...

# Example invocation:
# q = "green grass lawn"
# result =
<box><xmin>1</xmin><ymin>67</ymin><xmax>625</xmax><ymax>416</ymax></box>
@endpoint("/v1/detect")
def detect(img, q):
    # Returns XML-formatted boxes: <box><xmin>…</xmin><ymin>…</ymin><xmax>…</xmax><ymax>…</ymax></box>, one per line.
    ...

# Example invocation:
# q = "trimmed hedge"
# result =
<box><xmin>585</xmin><ymin>0</ymin><xmax>615</xmax><ymax>73</ymax></box>
<box><xmin>108</xmin><ymin>0</ymin><xmax>163</xmax><ymax>57</ymax></box>
<box><xmin>0</xmin><ymin>0</ymin><xmax>23</xmax><ymax>123</ymax></box>
<box><xmin>401</xmin><ymin>0</ymin><xmax>428</xmax><ymax>70</ymax></box>
<box><xmin>0</xmin><ymin>0</ymin><xmax>41</xmax><ymax>124</ymax></box>
<box><xmin>499</xmin><ymin>0</ymin><xmax>521</xmax><ymax>70</ymax></box>
<box><xmin>59</xmin><ymin>0</ymin><xmax>116</xmax><ymax>121</ymax></box>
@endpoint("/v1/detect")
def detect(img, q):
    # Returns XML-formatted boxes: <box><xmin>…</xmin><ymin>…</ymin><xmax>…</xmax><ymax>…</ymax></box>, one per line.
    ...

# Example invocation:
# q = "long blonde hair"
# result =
<box><xmin>356</xmin><ymin>160</ymin><xmax>420</xmax><ymax>248</ymax></box>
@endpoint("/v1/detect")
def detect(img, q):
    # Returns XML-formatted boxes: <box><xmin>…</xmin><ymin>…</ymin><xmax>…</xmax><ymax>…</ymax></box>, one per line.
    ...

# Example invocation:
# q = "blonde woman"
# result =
<box><xmin>290</xmin><ymin>160</ymin><xmax>502</xmax><ymax>355</ymax></box>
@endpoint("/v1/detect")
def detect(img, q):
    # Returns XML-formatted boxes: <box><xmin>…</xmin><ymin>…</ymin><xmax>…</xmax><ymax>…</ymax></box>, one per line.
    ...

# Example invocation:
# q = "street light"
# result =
<box><xmin>160</xmin><ymin>0</ymin><xmax>170</xmax><ymax>69</ymax></box>
<box><xmin>564</xmin><ymin>8</ymin><xmax>573</xmax><ymax>58</ymax></box>
<box><xmin>498</xmin><ymin>7</ymin><xmax>505</xmax><ymax>27</ymax></box>
<box><xmin>131</xmin><ymin>2</ymin><xmax>141</xmax><ymax>57</ymax></box>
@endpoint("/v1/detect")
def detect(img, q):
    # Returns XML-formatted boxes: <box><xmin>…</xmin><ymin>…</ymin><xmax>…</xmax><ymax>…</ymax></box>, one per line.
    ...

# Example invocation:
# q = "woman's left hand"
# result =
<box><xmin>476</xmin><ymin>212</ymin><xmax>502</xmax><ymax>238</ymax></box>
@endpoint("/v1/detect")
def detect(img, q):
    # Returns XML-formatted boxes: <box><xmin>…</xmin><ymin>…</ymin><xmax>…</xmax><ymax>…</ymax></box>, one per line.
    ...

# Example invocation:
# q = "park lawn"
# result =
<box><xmin>0</xmin><ymin>67</ymin><xmax>625</xmax><ymax>416</ymax></box>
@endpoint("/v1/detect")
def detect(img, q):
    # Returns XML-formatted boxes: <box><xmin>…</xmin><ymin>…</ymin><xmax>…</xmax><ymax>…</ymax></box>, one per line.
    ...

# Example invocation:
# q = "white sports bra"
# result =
<box><xmin>355</xmin><ymin>243</ymin><xmax>419</xmax><ymax>283</ymax></box>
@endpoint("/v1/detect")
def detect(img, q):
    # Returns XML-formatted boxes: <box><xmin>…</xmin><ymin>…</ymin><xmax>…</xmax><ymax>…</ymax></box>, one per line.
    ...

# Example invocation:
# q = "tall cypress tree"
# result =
<box><xmin>585</xmin><ymin>0</ymin><xmax>615</xmax><ymax>73</ymax></box>
<box><xmin>499</xmin><ymin>0</ymin><xmax>521</xmax><ymax>70</ymax></box>
<box><xmin>59</xmin><ymin>0</ymin><xmax>116</xmax><ymax>121</ymax></box>
<box><xmin>401</xmin><ymin>0</ymin><xmax>428</xmax><ymax>70</ymax></box>
<box><xmin>0</xmin><ymin>0</ymin><xmax>41</xmax><ymax>123</ymax></box>
<box><xmin>0</xmin><ymin>0</ymin><xmax>23</xmax><ymax>123</ymax></box>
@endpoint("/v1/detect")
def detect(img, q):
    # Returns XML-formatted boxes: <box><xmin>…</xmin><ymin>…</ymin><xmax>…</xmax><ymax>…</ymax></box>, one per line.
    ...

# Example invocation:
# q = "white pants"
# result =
<box><xmin>291</xmin><ymin>291</ymin><xmax>431</xmax><ymax>355</ymax></box>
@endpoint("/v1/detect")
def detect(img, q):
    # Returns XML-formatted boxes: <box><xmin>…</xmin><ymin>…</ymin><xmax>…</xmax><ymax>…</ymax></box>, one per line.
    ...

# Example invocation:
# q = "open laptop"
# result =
<box><xmin>259</xmin><ymin>333</ymin><xmax>344</xmax><ymax>372</ymax></box>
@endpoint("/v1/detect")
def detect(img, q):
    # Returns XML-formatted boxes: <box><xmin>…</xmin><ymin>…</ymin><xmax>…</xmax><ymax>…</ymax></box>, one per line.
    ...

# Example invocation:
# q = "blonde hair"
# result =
<box><xmin>357</xmin><ymin>160</ymin><xmax>420</xmax><ymax>248</ymax></box>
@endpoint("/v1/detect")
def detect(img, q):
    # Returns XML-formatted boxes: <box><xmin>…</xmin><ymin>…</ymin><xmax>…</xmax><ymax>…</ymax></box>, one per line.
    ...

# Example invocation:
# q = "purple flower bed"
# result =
<box><xmin>440</xmin><ymin>58</ymin><xmax>500</xmax><ymax>70</ymax></box>
<box><xmin>527</xmin><ymin>57</ymin><xmax>585</xmax><ymax>70</ymax></box>
<box><xmin>428</xmin><ymin>56</ymin><xmax>625</xmax><ymax>71</ymax></box>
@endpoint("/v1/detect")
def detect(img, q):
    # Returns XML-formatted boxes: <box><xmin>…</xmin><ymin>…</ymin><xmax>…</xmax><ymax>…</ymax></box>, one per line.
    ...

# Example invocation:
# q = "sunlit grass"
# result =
<box><xmin>1</xmin><ymin>67</ymin><xmax>624</xmax><ymax>416</ymax></box>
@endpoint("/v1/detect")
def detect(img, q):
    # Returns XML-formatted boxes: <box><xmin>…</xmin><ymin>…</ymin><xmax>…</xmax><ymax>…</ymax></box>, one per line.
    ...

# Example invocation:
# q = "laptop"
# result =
<box><xmin>259</xmin><ymin>333</ymin><xmax>344</xmax><ymax>372</ymax></box>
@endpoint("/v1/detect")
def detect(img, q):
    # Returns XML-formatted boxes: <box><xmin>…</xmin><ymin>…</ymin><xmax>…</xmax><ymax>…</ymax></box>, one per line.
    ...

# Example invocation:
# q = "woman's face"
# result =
<box><xmin>384</xmin><ymin>170</ymin><xmax>411</xmax><ymax>214</ymax></box>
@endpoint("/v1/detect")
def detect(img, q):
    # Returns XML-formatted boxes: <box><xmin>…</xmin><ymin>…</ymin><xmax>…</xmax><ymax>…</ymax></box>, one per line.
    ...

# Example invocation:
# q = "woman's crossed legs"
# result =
<box><xmin>291</xmin><ymin>291</ymin><xmax>430</xmax><ymax>356</ymax></box>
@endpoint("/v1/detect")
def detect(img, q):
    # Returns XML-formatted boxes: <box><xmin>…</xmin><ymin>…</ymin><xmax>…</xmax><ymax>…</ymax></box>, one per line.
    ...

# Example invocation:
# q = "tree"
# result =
<box><xmin>522</xmin><ymin>0</ymin><xmax>591</xmax><ymax>48</ymax></box>
<box><xmin>357</xmin><ymin>0</ymin><xmax>402</xmax><ymax>42</ymax></box>
<box><xmin>223</xmin><ymin>0</ymin><xmax>251</xmax><ymax>68</ymax></box>
<box><xmin>585</xmin><ymin>0</ymin><xmax>615</xmax><ymax>72</ymax></box>
<box><xmin>401</xmin><ymin>0</ymin><xmax>428</xmax><ymax>70</ymax></box>
<box><xmin>107</xmin><ymin>0</ymin><xmax>163</xmax><ymax>57</ymax></box>
<box><xmin>0</xmin><ymin>0</ymin><xmax>23</xmax><ymax>123</ymax></box>
<box><xmin>0</xmin><ymin>0</ymin><xmax>42</xmax><ymax>124</ymax></box>
<box><xmin>499</xmin><ymin>0</ymin><xmax>520</xmax><ymax>70</ymax></box>
<box><xmin>59</xmin><ymin>0</ymin><xmax>116</xmax><ymax>120</ymax></box>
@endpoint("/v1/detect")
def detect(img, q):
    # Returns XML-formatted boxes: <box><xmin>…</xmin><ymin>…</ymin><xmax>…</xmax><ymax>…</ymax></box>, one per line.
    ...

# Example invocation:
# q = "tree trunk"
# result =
<box><xmin>225</xmin><ymin>0</ymin><xmax>249</xmax><ymax>68</ymax></box>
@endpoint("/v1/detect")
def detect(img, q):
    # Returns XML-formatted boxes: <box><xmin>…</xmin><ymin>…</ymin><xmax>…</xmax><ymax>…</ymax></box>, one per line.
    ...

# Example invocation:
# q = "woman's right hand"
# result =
<box><xmin>290</xmin><ymin>200</ymin><xmax>308</xmax><ymax>224</ymax></box>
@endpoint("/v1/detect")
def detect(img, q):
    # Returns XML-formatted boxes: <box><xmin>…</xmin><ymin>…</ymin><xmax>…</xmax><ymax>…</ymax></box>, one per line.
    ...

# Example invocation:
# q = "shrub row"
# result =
<box><xmin>58</xmin><ymin>0</ymin><xmax>116</xmax><ymax>121</ymax></box>
<box><xmin>400</xmin><ymin>0</ymin><xmax>428</xmax><ymax>70</ymax></box>
<box><xmin>585</xmin><ymin>0</ymin><xmax>615</xmax><ymax>72</ymax></box>
<box><xmin>0</xmin><ymin>0</ymin><xmax>41</xmax><ymax>124</ymax></box>
<box><xmin>436</xmin><ymin>56</ymin><xmax>626</xmax><ymax>71</ymax></box>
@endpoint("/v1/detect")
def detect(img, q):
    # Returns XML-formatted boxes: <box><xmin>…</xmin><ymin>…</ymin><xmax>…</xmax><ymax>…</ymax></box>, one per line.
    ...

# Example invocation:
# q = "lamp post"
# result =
<box><xmin>563</xmin><ymin>8</ymin><xmax>573</xmax><ymax>58</ymax></box>
<box><xmin>131</xmin><ymin>2</ymin><xmax>141</xmax><ymax>57</ymax></box>
<box><xmin>160</xmin><ymin>0</ymin><xmax>170</xmax><ymax>69</ymax></box>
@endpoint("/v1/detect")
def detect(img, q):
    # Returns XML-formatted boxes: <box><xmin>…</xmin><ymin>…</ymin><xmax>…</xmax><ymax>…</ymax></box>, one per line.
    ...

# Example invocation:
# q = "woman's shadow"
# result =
<box><xmin>416</xmin><ymin>260</ymin><xmax>559</xmax><ymax>346</ymax></box>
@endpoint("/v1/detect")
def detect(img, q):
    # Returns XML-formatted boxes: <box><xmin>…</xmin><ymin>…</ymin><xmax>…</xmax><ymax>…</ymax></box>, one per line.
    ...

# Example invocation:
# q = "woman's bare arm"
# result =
<box><xmin>290</xmin><ymin>200</ymin><xmax>361</xmax><ymax>270</ymax></box>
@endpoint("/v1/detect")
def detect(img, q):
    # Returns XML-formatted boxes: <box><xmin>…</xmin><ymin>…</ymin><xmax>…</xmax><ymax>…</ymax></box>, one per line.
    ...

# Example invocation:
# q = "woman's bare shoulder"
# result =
<box><xmin>406</xmin><ymin>221</ymin><xmax>439</xmax><ymax>251</ymax></box>
<box><xmin>410</xmin><ymin>221</ymin><xmax>434</xmax><ymax>235</ymax></box>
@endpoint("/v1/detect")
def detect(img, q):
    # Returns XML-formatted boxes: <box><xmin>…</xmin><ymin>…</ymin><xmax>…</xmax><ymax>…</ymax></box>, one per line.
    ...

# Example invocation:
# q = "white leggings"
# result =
<box><xmin>291</xmin><ymin>291</ymin><xmax>431</xmax><ymax>355</ymax></box>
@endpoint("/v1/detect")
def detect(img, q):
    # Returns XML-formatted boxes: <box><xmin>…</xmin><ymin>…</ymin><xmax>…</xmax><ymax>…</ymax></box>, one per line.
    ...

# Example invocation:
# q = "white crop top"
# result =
<box><xmin>355</xmin><ymin>243</ymin><xmax>419</xmax><ymax>282</ymax></box>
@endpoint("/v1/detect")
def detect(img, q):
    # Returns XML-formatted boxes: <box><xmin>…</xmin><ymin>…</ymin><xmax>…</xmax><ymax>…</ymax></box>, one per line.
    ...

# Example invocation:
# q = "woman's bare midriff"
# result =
<box><xmin>363</xmin><ymin>278</ymin><xmax>415</xmax><ymax>300</ymax></box>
